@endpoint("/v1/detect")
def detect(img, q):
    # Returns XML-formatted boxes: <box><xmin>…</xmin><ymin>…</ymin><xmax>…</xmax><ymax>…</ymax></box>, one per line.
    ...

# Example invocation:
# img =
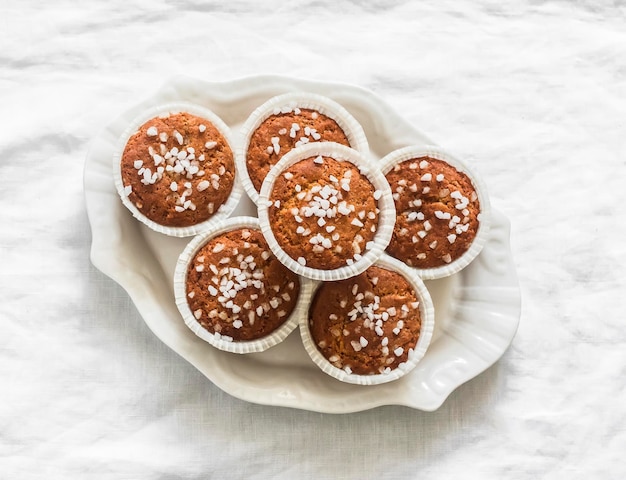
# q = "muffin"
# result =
<box><xmin>114</xmin><ymin>103</ymin><xmax>241</xmax><ymax>237</ymax></box>
<box><xmin>238</xmin><ymin>92</ymin><xmax>368</xmax><ymax>203</ymax></box>
<box><xmin>301</xmin><ymin>256</ymin><xmax>434</xmax><ymax>385</ymax></box>
<box><xmin>257</xmin><ymin>142</ymin><xmax>395</xmax><ymax>281</ymax></box>
<box><xmin>174</xmin><ymin>217</ymin><xmax>303</xmax><ymax>353</ymax></box>
<box><xmin>381</xmin><ymin>146</ymin><xmax>491</xmax><ymax>279</ymax></box>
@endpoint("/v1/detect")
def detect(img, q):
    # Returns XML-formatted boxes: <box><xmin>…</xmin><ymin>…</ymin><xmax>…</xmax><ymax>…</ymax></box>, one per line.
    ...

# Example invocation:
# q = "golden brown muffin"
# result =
<box><xmin>385</xmin><ymin>157</ymin><xmax>480</xmax><ymax>269</ymax></box>
<box><xmin>185</xmin><ymin>228</ymin><xmax>300</xmax><ymax>341</ymax></box>
<box><xmin>120</xmin><ymin>111</ymin><xmax>234</xmax><ymax>228</ymax></box>
<box><xmin>267</xmin><ymin>155</ymin><xmax>382</xmax><ymax>270</ymax></box>
<box><xmin>308</xmin><ymin>265</ymin><xmax>422</xmax><ymax>375</ymax></box>
<box><xmin>246</xmin><ymin>108</ymin><xmax>350</xmax><ymax>192</ymax></box>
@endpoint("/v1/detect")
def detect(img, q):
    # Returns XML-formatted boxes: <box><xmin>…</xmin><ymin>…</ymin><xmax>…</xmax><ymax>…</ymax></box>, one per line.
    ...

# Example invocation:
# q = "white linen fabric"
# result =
<box><xmin>1</xmin><ymin>1</ymin><xmax>625</xmax><ymax>478</ymax></box>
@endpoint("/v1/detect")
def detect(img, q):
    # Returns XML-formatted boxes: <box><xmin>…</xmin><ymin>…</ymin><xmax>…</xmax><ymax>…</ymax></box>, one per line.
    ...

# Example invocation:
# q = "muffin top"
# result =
<box><xmin>185</xmin><ymin>227</ymin><xmax>300</xmax><ymax>342</ymax></box>
<box><xmin>308</xmin><ymin>265</ymin><xmax>422</xmax><ymax>376</ymax></box>
<box><xmin>385</xmin><ymin>157</ymin><xmax>481</xmax><ymax>269</ymax></box>
<box><xmin>267</xmin><ymin>155</ymin><xmax>382</xmax><ymax>271</ymax></box>
<box><xmin>246</xmin><ymin>108</ymin><xmax>350</xmax><ymax>192</ymax></box>
<box><xmin>120</xmin><ymin>111</ymin><xmax>235</xmax><ymax>228</ymax></box>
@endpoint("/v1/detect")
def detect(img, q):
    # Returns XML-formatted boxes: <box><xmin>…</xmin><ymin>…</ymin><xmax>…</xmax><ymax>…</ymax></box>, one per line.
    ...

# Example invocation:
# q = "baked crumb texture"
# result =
<box><xmin>246</xmin><ymin>108</ymin><xmax>350</xmax><ymax>192</ymax></box>
<box><xmin>268</xmin><ymin>155</ymin><xmax>382</xmax><ymax>270</ymax></box>
<box><xmin>385</xmin><ymin>157</ymin><xmax>480</xmax><ymax>269</ymax></box>
<box><xmin>120</xmin><ymin>112</ymin><xmax>234</xmax><ymax>227</ymax></box>
<box><xmin>308</xmin><ymin>265</ymin><xmax>421</xmax><ymax>376</ymax></box>
<box><xmin>185</xmin><ymin>228</ymin><xmax>300</xmax><ymax>342</ymax></box>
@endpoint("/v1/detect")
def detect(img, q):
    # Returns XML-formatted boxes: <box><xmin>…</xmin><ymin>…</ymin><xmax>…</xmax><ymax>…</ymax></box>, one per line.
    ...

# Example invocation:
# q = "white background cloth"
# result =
<box><xmin>1</xmin><ymin>1</ymin><xmax>625</xmax><ymax>478</ymax></box>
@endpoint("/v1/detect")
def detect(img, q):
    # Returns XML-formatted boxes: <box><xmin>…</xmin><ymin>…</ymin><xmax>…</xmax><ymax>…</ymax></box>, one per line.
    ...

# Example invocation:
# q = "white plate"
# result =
<box><xmin>84</xmin><ymin>75</ymin><xmax>521</xmax><ymax>413</ymax></box>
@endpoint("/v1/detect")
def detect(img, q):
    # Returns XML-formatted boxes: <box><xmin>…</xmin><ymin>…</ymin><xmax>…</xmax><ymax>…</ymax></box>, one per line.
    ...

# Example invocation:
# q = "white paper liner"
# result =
<box><xmin>257</xmin><ymin>142</ymin><xmax>395</xmax><ymax>282</ymax></box>
<box><xmin>379</xmin><ymin>145</ymin><xmax>492</xmax><ymax>280</ymax></box>
<box><xmin>299</xmin><ymin>254</ymin><xmax>435</xmax><ymax>386</ymax></box>
<box><xmin>112</xmin><ymin>102</ymin><xmax>243</xmax><ymax>237</ymax></box>
<box><xmin>236</xmin><ymin>92</ymin><xmax>369</xmax><ymax>204</ymax></box>
<box><xmin>173</xmin><ymin>216</ymin><xmax>306</xmax><ymax>353</ymax></box>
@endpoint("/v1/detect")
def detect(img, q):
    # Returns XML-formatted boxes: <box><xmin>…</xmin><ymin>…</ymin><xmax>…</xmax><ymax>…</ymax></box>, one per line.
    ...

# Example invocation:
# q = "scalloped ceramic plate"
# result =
<box><xmin>84</xmin><ymin>75</ymin><xmax>521</xmax><ymax>413</ymax></box>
